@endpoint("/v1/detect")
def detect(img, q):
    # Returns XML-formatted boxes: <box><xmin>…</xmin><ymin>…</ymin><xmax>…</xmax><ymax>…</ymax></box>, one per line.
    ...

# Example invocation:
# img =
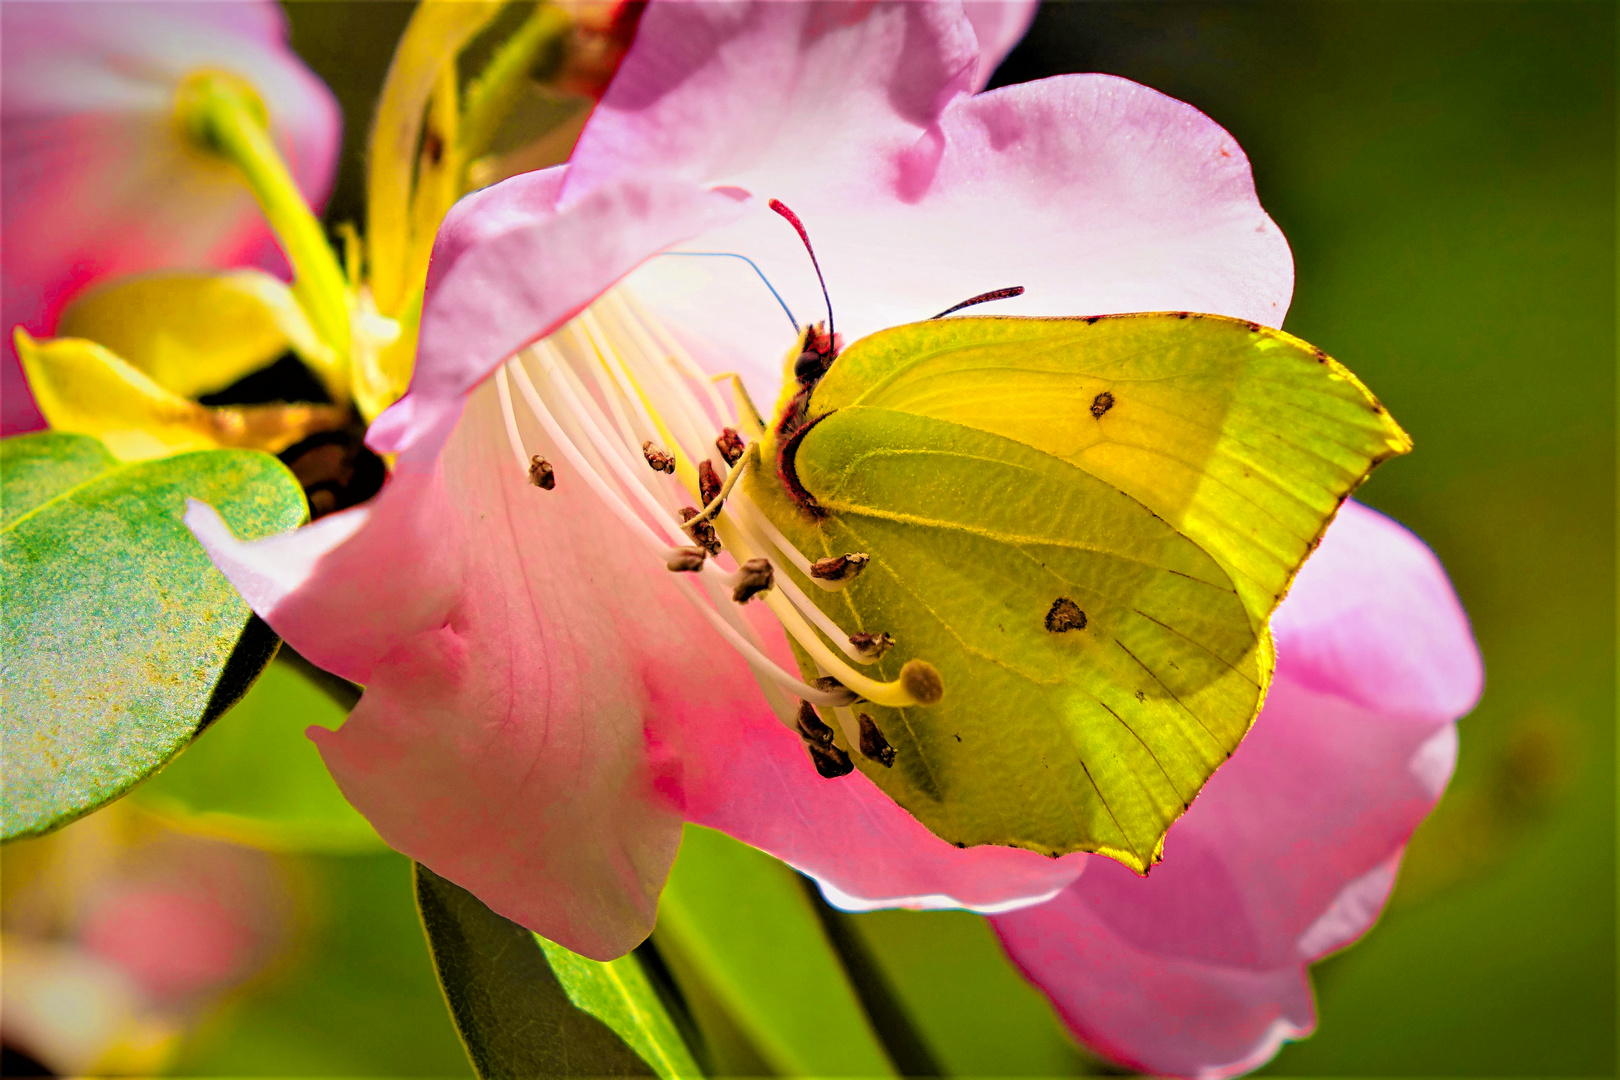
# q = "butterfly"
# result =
<box><xmin>742</xmin><ymin>295</ymin><xmax>1408</xmax><ymax>873</ymax></box>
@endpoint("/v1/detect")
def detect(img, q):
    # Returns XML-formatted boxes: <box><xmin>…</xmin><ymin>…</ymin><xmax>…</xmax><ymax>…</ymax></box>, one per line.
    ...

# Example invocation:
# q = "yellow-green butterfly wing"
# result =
<box><xmin>744</xmin><ymin>314</ymin><xmax>1410</xmax><ymax>872</ymax></box>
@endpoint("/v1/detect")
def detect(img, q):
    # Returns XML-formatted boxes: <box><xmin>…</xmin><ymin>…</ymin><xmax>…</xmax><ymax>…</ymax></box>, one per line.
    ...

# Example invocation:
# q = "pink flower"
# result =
<box><xmin>0</xmin><ymin>0</ymin><xmax>340</xmax><ymax>433</ymax></box>
<box><xmin>188</xmin><ymin>2</ymin><xmax>1481</xmax><ymax>1073</ymax></box>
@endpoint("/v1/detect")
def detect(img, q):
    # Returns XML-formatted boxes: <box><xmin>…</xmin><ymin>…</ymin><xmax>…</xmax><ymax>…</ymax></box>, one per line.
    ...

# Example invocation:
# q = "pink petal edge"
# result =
<box><xmin>989</xmin><ymin>504</ymin><xmax>1479</xmax><ymax>1078</ymax></box>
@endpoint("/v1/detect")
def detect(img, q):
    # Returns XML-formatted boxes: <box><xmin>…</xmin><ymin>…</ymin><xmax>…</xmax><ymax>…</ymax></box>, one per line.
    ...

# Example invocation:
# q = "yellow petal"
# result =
<box><xmin>352</xmin><ymin>286</ymin><xmax>416</xmax><ymax>424</ymax></box>
<box><xmin>58</xmin><ymin>270</ymin><xmax>340</xmax><ymax>400</ymax></box>
<box><xmin>368</xmin><ymin>0</ymin><xmax>502</xmax><ymax>316</ymax></box>
<box><xmin>15</xmin><ymin>328</ymin><xmax>346</xmax><ymax>461</ymax></box>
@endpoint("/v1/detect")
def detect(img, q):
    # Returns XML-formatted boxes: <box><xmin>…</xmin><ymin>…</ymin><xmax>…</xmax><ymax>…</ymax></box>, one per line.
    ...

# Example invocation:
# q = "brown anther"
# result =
<box><xmin>528</xmin><ymin>455</ymin><xmax>556</xmax><ymax>490</ymax></box>
<box><xmin>806</xmin><ymin>739</ymin><xmax>855</xmax><ymax>778</ymax></box>
<box><xmin>731</xmin><ymin>557</ymin><xmax>773</xmax><ymax>603</ymax></box>
<box><xmin>665</xmin><ymin>546</ymin><xmax>707</xmax><ymax>573</ymax></box>
<box><xmin>848</xmin><ymin>632</ymin><xmax>894</xmax><ymax>661</ymax></box>
<box><xmin>715</xmin><ymin>427</ymin><xmax>746</xmax><ymax>467</ymax></box>
<box><xmin>1045</xmin><ymin>597</ymin><xmax>1088</xmax><ymax>633</ymax></box>
<box><xmin>899</xmin><ymin>660</ymin><xmax>944</xmax><ymax>705</ymax></box>
<box><xmin>678</xmin><ymin>507</ymin><xmax>721</xmax><ymax>555</ymax></box>
<box><xmin>642</xmin><ymin>441</ymin><xmax>676</xmax><ymax>474</ymax></box>
<box><xmin>698</xmin><ymin>459</ymin><xmax>723</xmax><ymax>507</ymax></box>
<box><xmin>812</xmin><ymin>676</ymin><xmax>859</xmax><ymax>707</ymax></box>
<box><xmin>857</xmin><ymin>713</ymin><xmax>896</xmax><ymax>767</ymax></box>
<box><xmin>809</xmin><ymin>552</ymin><xmax>869</xmax><ymax>582</ymax></box>
<box><xmin>796</xmin><ymin>700</ymin><xmax>835</xmax><ymax>748</ymax></box>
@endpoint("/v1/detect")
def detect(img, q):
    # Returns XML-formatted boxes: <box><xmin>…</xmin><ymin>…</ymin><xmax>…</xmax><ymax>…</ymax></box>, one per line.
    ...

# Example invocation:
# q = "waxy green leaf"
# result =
<box><xmin>414</xmin><ymin>864</ymin><xmax>699</xmax><ymax>1080</ymax></box>
<box><xmin>1</xmin><ymin>432</ymin><xmax>306</xmax><ymax>840</ymax></box>
<box><xmin>132</xmin><ymin>653</ymin><xmax>383</xmax><ymax>852</ymax></box>
<box><xmin>747</xmin><ymin>314</ymin><xmax>1409</xmax><ymax>871</ymax></box>
<box><xmin>653</xmin><ymin>825</ymin><xmax>896</xmax><ymax>1077</ymax></box>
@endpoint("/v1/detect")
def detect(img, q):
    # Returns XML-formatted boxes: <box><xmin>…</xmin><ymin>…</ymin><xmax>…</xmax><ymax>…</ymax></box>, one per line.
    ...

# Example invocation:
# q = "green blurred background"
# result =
<box><xmin>42</xmin><ymin>2</ymin><xmax>1616</xmax><ymax>1076</ymax></box>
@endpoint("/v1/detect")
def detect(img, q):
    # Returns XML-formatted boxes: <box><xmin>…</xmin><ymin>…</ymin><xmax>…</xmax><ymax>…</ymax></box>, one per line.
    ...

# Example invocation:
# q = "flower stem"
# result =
<box><xmin>459</xmin><ymin>2</ymin><xmax>575</xmax><ymax>168</ymax></box>
<box><xmin>177</xmin><ymin>71</ymin><xmax>351</xmax><ymax>396</ymax></box>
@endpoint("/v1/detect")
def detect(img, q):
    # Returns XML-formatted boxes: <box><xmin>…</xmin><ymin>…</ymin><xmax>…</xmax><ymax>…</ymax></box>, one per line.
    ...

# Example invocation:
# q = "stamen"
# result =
<box><xmin>505</xmin><ymin>358</ymin><xmax>674</xmax><ymax>554</ymax></box>
<box><xmin>727</xmin><ymin>496</ymin><xmax>838</xmax><ymax>588</ymax></box>
<box><xmin>713</xmin><ymin>372</ymin><xmax>768</xmax><ymax>435</ymax></box>
<box><xmin>810</xmin><ymin>553</ymin><xmax>869</xmax><ymax>583</ymax></box>
<box><xmin>494</xmin><ymin>364</ymin><xmax>531</xmax><ymax>475</ymax></box>
<box><xmin>848</xmin><ymin>632</ymin><xmax>894</xmax><ymax>662</ymax></box>
<box><xmin>569</xmin><ymin>317</ymin><xmax>643</xmax><ymax>453</ymax></box>
<box><xmin>795</xmin><ymin>700</ymin><xmax>854</xmax><ymax>779</ymax></box>
<box><xmin>806</xmin><ymin>740</ymin><xmax>854</xmax><ymax>778</ymax></box>
<box><xmin>857</xmin><ymin>712</ymin><xmax>896</xmax><ymax>767</ymax></box>
<box><xmin>678</xmin><ymin>507</ymin><xmax>722</xmax><ymax>555</ymax></box>
<box><xmin>698</xmin><ymin>460</ymin><xmax>723</xmax><ymax>507</ymax></box>
<box><xmin>716</xmin><ymin>427</ymin><xmax>746</xmax><ymax>466</ymax></box>
<box><xmin>759</xmin><ymin>587</ymin><xmax>943</xmax><ymax>707</ymax></box>
<box><xmin>830</xmin><ymin>704</ymin><xmax>864</xmax><ymax>748</ymax></box>
<box><xmin>730</xmin><ymin>557</ymin><xmax>774</xmax><ymax>603</ymax></box>
<box><xmin>796</xmin><ymin>699</ymin><xmax>836</xmax><ymax>747</ymax></box>
<box><xmin>739</xmin><ymin>522</ymin><xmax>886</xmax><ymax>666</ymax></box>
<box><xmin>684</xmin><ymin>451</ymin><xmax>751</xmax><ymax>527</ymax></box>
<box><xmin>642</xmin><ymin>441</ymin><xmax>677</xmax><ymax>474</ymax></box>
<box><xmin>498</xmin><ymin>285</ymin><xmax>948</xmax><ymax>735</ymax></box>
<box><xmin>668</xmin><ymin>575</ymin><xmax>858</xmax><ymax>707</ymax></box>
<box><xmin>526</xmin><ymin>346</ymin><xmax>686</xmax><ymax>544</ymax></box>
<box><xmin>665</xmin><ymin>546</ymin><xmax>707</xmax><ymax>572</ymax></box>
<box><xmin>612</xmin><ymin>290</ymin><xmax>735</xmax><ymax>439</ymax></box>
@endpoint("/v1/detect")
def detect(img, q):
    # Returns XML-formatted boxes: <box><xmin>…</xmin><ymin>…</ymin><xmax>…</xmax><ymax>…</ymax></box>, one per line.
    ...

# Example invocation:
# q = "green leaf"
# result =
<box><xmin>415</xmin><ymin>863</ymin><xmax>700</xmax><ymax>1080</ymax></box>
<box><xmin>653</xmin><ymin>825</ymin><xmax>896</xmax><ymax>1077</ymax></box>
<box><xmin>131</xmin><ymin>653</ymin><xmax>383</xmax><ymax>852</ymax></box>
<box><xmin>1</xmin><ymin>432</ymin><xmax>306</xmax><ymax>840</ymax></box>
<box><xmin>746</xmin><ymin>314</ymin><xmax>1410</xmax><ymax>871</ymax></box>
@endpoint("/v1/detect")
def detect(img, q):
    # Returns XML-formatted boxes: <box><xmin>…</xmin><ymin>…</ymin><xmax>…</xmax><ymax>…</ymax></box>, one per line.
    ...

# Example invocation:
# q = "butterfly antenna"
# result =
<box><xmin>930</xmin><ymin>286</ymin><xmax>1025</xmax><ymax>320</ymax></box>
<box><xmin>768</xmin><ymin>199</ymin><xmax>834</xmax><ymax>346</ymax></box>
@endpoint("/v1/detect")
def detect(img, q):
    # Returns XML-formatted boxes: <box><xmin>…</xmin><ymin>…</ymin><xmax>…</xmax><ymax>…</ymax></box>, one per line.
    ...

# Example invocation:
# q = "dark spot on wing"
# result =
<box><xmin>1045</xmin><ymin>597</ymin><xmax>1087</xmax><ymax>633</ymax></box>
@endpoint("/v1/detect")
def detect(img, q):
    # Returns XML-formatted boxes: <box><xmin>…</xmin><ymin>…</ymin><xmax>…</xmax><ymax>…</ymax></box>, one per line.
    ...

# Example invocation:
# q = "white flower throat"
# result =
<box><xmin>490</xmin><ymin>283</ymin><xmax>943</xmax><ymax>776</ymax></box>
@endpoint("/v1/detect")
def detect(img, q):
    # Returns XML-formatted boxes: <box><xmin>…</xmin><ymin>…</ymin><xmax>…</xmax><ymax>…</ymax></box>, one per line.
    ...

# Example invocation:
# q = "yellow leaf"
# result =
<box><xmin>58</xmin><ymin>270</ymin><xmax>339</xmax><ymax>400</ymax></box>
<box><xmin>14</xmin><ymin>329</ymin><xmax>346</xmax><ymax>461</ymax></box>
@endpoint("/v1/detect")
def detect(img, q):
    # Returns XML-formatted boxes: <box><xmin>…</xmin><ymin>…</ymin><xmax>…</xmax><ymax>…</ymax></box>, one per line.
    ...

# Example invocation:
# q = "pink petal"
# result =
<box><xmin>1273</xmin><ymin>500</ymin><xmax>1484</xmax><ymax>723</ymax></box>
<box><xmin>1</xmin><ymin>0</ymin><xmax>339</xmax><ymax>434</ymax></box>
<box><xmin>662</xmin><ymin>683</ymin><xmax>1084</xmax><ymax>914</ymax></box>
<box><xmin>370</xmin><ymin>170</ymin><xmax>749</xmax><ymax>458</ymax></box>
<box><xmin>990</xmin><ymin>507</ymin><xmax>1478</xmax><ymax>1079</ymax></box>
<box><xmin>562</xmin><ymin>2</ymin><xmax>979</xmax><ymax>202</ymax></box>
<box><xmin>200</xmin><ymin>380</ymin><xmax>748</xmax><ymax>958</ymax></box>
<box><xmin>962</xmin><ymin>1</ymin><xmax>1040</xmax><ymax>89</ymax></box>
<box><xmin>621</xmin><ymin>71</ymin><xmax>1293</xmax><ymax>408</ymax></box>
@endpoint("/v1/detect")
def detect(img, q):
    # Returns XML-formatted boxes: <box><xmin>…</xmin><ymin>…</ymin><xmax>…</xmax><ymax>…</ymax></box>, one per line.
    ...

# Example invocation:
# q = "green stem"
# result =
<box><xmin>459</xmin><ymin>3</ymin><xmax>574</xmax><ymax>168</ymax></box>
<box><xmin>179</xmin><ymin>72</ymin><xmax>351</xmax><ymax>386</ymax></box>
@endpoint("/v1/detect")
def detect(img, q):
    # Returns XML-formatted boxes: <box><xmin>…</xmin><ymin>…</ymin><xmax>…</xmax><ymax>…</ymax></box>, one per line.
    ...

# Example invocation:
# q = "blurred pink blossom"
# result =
<box><xmin>0</xmin><ymin>0</ymin><xmax>339</xmax><ymax>433</ymax></box>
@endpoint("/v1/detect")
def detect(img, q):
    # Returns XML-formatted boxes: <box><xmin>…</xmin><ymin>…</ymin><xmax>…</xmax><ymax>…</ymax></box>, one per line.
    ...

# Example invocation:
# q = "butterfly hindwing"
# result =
<box><xmin>747</xmin><ymin>313</ymin><xmax>1409</xmax><ymax>870</ymax></box>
